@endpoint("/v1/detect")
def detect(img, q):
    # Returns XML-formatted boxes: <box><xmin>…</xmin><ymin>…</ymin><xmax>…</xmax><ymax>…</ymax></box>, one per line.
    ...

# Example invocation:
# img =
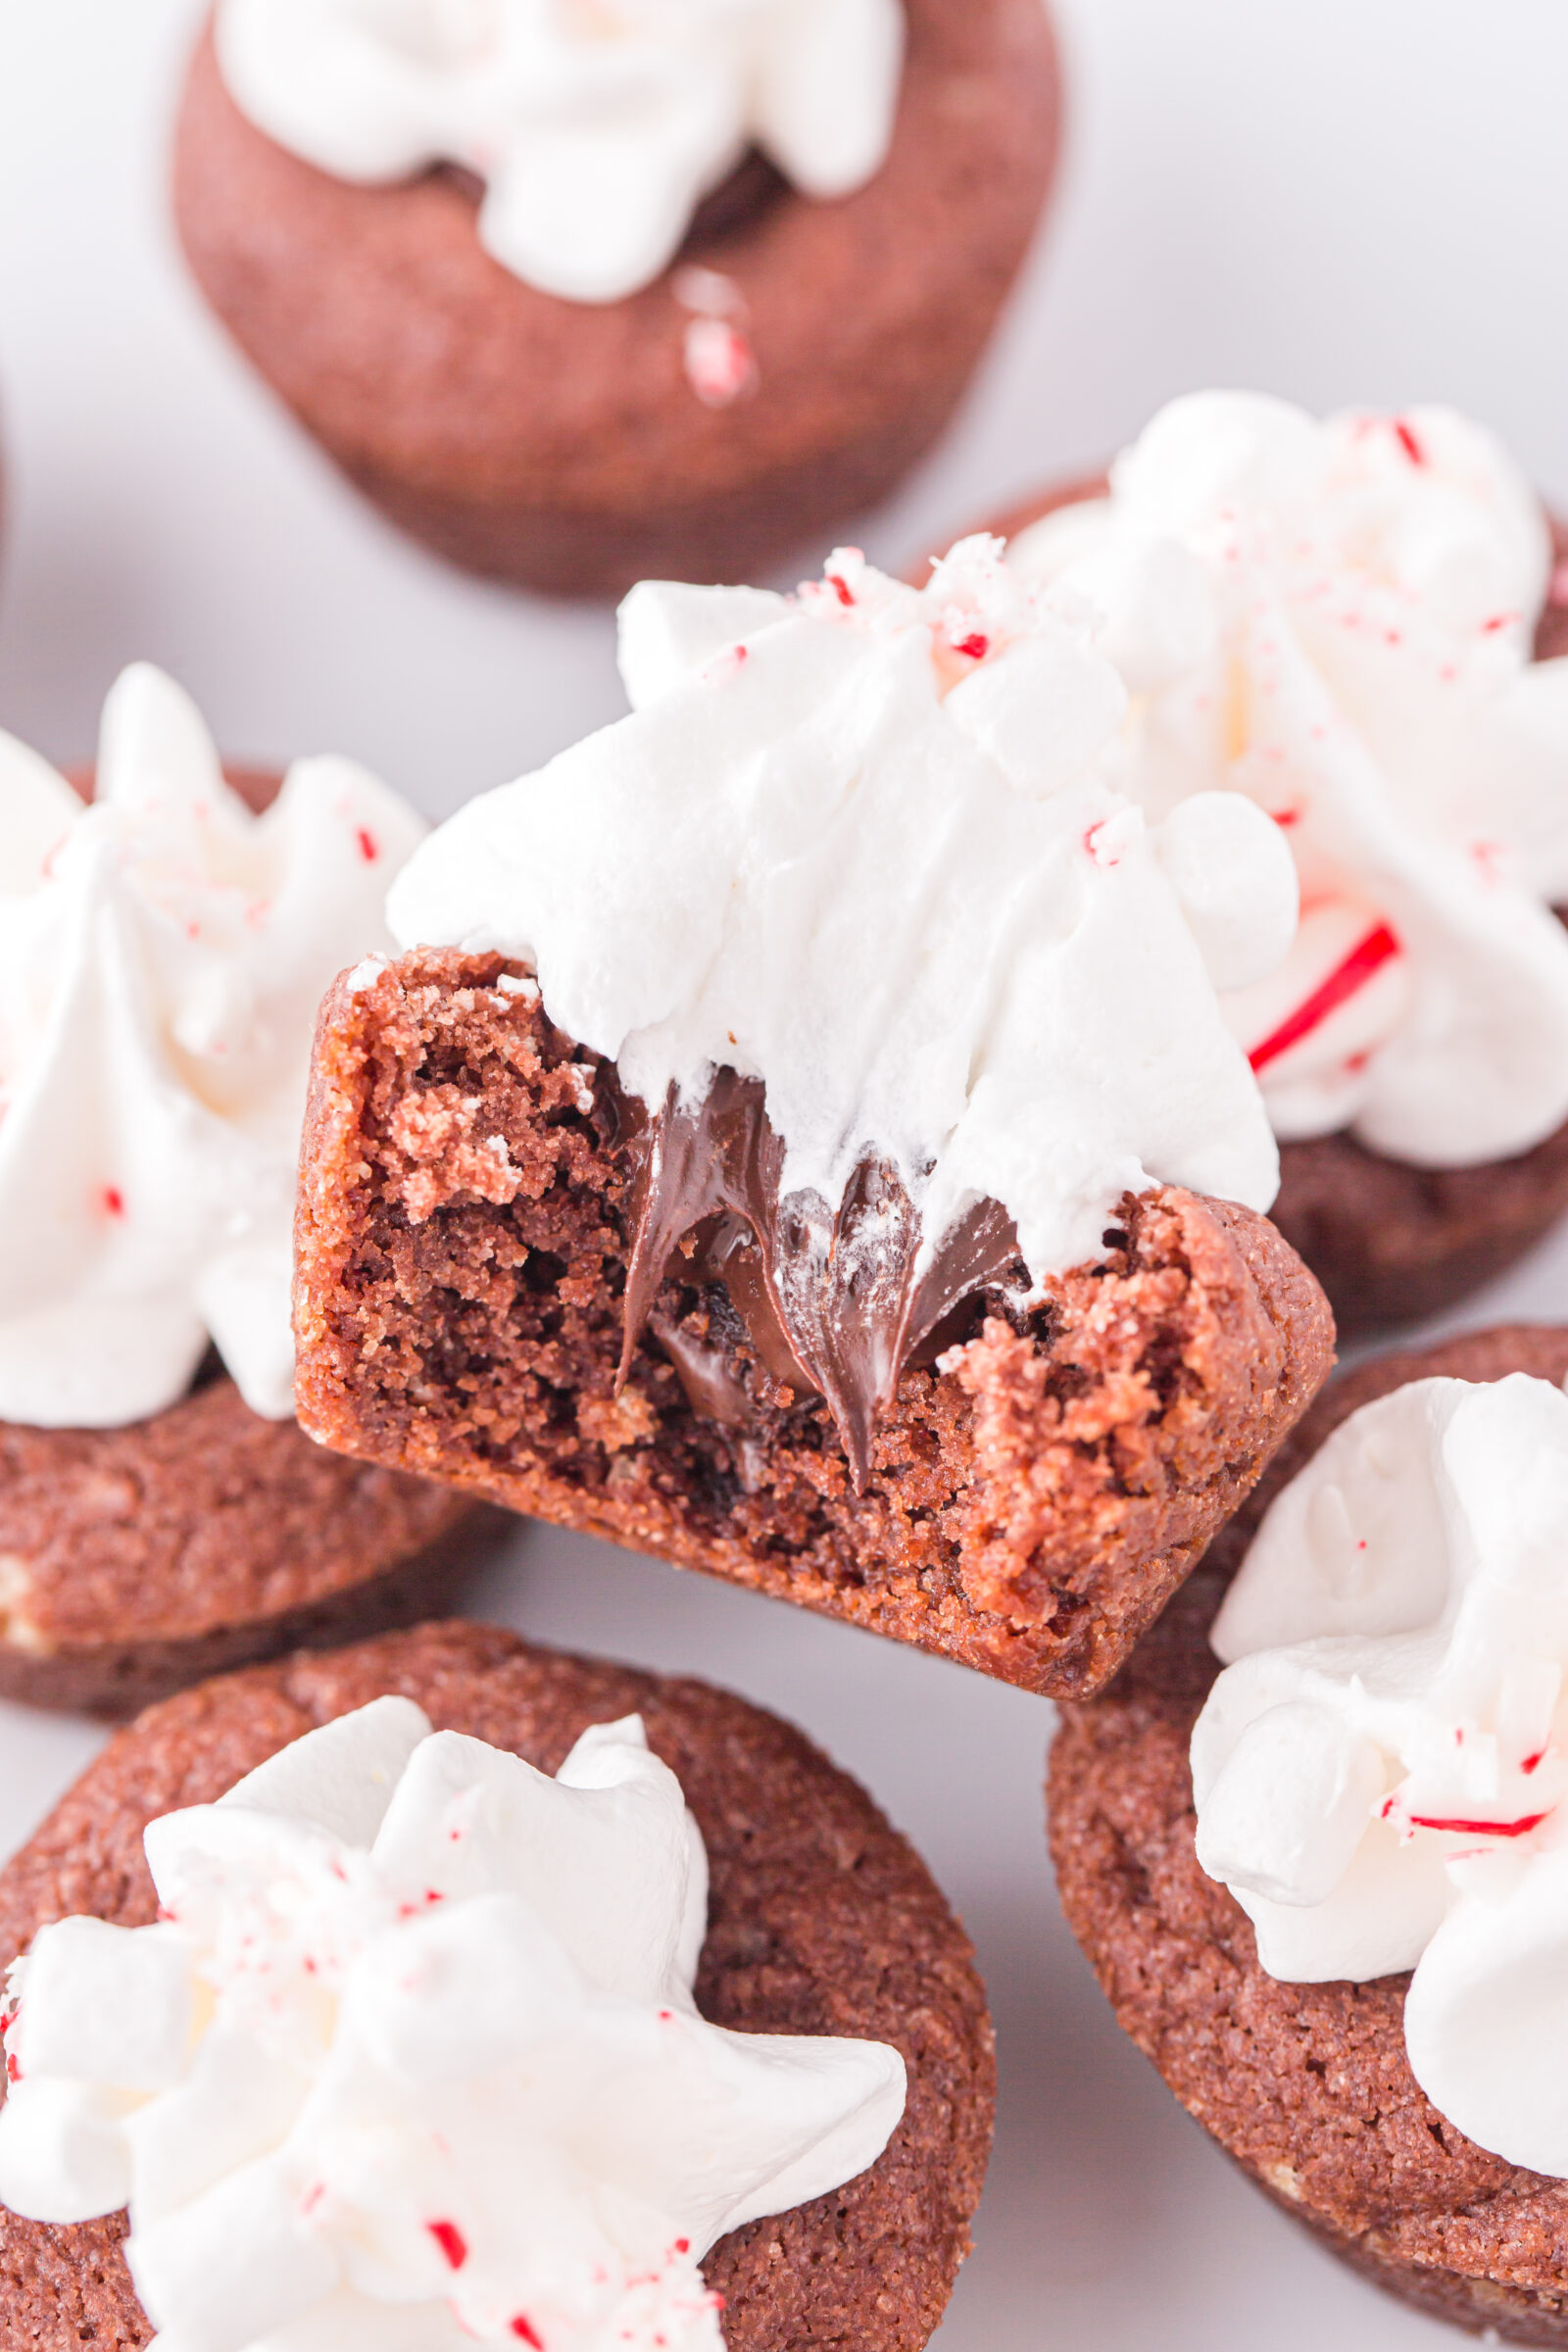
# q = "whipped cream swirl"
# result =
<box><xmin>0</xmin><ymin>664</ymin><xmax>424</xmax><ymax>1429</ymax></box>
<box><xmin>215</xmin><ymin>0</ymin><xmax>905</xmax><ymax>305</ymax></box>
<box><xmin>390</xmin><ymin>537</ymin><xmax>1296</xmax><ymax>1303</ymax></box>
<box><xmin>1193</xmin><ymin>1371</ymin><xmax>1568</xmax><ymax>2176</ymax></box>
<box><xmin>0</xmin><ymin>1698</ymin><xmax>906</xmax><ymax>2352</ymax></box>
<box><xmin>1011</xmin><ymin>392</ymin><xmax>1568</xmax><ymax>1167</ymax></box>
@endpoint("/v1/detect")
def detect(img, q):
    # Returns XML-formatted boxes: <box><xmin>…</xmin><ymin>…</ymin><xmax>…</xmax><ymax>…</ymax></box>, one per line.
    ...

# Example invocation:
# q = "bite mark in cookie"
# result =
<box><xmin>293</xmin><ymin>950</ymin><xmax>1332</xmax><ymax>1698</ymax></box>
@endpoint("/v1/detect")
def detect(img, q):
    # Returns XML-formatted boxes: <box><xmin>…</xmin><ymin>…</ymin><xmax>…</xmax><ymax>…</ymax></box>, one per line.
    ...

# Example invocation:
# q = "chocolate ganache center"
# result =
<box><xmin>611</xmin><ymin>1068</ymin><xmax>1024</xmax><ymax>1491</ymax></box>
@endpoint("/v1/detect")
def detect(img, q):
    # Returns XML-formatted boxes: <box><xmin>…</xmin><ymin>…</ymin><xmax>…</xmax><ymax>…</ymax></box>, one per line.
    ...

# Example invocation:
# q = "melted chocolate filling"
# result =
<box><xmin>610</xmin><ymin>1069</ymin><xmax>1024</xmax><ymax>1492</ymax></box>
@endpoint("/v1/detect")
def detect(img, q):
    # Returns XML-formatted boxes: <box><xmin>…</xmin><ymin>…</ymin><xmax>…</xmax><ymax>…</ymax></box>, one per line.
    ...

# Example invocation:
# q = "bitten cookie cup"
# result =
<box><xmin>1048</xmin><ymin>1325</ymin><xmax>1568</xmax><ymax>2348</ymax></box>
<box><xmin>0</xmin><ymin>1619</ymin><xmax>995</xmax><ymax>2352</ymax></box>
<box><xmin>171</xmin><ymin>0</ymin><xmax>1061</xmax><ymax>599</ymax></box>
<box><xmin>944</xmin><ymin>413</ymin><xmax>1568</xmax><ymax>1337</ymax></box>
<box><xmin>291</xmin><ymin>949</ymin><xmax>1333</xmax><ymax>1701</ymax></box>
<box><xmin>0</xmin><ymin>688</ymin><xmax>497</xmax><ymax>1716</ymax></box>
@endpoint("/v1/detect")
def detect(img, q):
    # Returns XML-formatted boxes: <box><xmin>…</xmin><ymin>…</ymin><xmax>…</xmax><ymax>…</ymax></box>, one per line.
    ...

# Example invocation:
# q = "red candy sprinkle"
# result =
<box><xmin>1393</xmin><ymin>418</ymin><xmax>1426</xmax><ymax>466</ymax></box>
<box><xmin>356</xmin><ymin>828</ymin><xmax>378</xmax><ymax>864</ymax></box>
<box><xmin>673</xmin><ymin>2238</ymin><xmax>690</xmax><ymax>2256</ymax></box>
<box><xmin>1248</xmin><ymin>922</ymin><xmax>1400</xmax><ymax>1074</ymax></box>
<box><xmin>684</xmin><ymin>318</ymin><xmax>756</xmax><ymax>408</ymax></box>
<box><xmin>427</xmin><ymin>2220</ymin><xmax>467</xmax><ymax>2271</ymax></box>
<box><xmin>511</xmin><ymin>2320</ymin><xmax>543</xmax><ymax>2347</ymax></box>
<box><xmin>954</xmin><ymin>633</ymin><xmax>989</xmax><ymax>661</ymax></box>
<box><xmin>6</xmin><ymin>2053</ymin><xmax>21</xmax><ymax>2083</ymax></box>
<box><xmin>100</xmin><ymin>1186</ymin><xmax>125</xmax><ymax>1218</ymax></box>
<box><xmin>1524</xmin><ymin>1751</ymin><xmax>1546</xmax><ymax>1775</ymax></box>
<box><xmin>827</xmin><ymin>573</ymin><xmax>855</xmax><ymax>609</ymax></box>
<box><xmin>1480</xmin><ymin>613</ymin><xmax>1517</xmax><ymax>634</ymax></box>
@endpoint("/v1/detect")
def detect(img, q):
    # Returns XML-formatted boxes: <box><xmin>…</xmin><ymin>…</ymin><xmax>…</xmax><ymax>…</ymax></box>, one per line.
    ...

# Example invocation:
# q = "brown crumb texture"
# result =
<box><xmin>0</xmin><ymin>1619</ymin><xmax>995</xmax><ymax>2352</ymax></box>
<box><xmin>292</xmin><ymin>952</ymin><xmax>1335</xmax><ymax>1699</ymax></box>
<box><xmin>1048</xmin><ymin>1326</ymin><xmax>1568</xmax><ymax>2344</ymax></box>
<box><xmin>0</xmin><ymin>1379</ymin><xmax>500</xmax><ymax>1716</ymax></box>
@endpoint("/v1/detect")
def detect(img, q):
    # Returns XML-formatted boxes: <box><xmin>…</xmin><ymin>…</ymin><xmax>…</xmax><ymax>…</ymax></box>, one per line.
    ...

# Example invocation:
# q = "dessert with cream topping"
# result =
<box><xmin>1050</xmin><ymin>1324</ymin><xmax>1568</xmax><ymax>2344</ymax></box>
<box><xmin>293</xmin><ymin>539</ymin><xmax>1334</xmax><ymax>1698</ymax></box>
<box><xmin>0</xmin><ymin>664</ymin><xmax>493</xmax><ymax>1711</ymax></box>
<box><xmin>0</xmin><ymin>1617</ymin><xmax>994</xmax><ymax>2352</ymax></box>
<box><xmin>958</xmin><ymin>390</ymin><xmax>1568</xmax><ymax>1328</ymax></box>
<box><xmin>171</xmin><ymin>0</ymin><xmax>1060</xmax><ymax>595</ymax></box>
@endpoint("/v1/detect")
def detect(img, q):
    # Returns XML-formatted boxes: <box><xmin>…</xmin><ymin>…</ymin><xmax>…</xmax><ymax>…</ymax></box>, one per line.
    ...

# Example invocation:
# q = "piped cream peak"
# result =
<box><xmin>389</xmin><ymin>538</ymin><xmax>1296</xmax><ymax>1479</ymax></box>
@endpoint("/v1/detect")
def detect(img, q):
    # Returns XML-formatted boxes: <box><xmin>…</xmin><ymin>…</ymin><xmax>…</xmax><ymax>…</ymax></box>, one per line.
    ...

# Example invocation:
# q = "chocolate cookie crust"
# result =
<box><xmin>0</xmin><ymin>764</ymin><xmax>497</xmax><ymax>1717</ymax></box>
<box><xmin>0</xmin><ymin>1619</ymin><xmax>996</xmax><ymax>2352</ymax></box>
<box><xmin>959</xmin><ymin>482</ymin><xmax>1568</xmax><ymax>1335</ymax></box>
<box><xmin>1049</xmin><ymin>1326</ymin><xmax>1568</xmax><ymax>2345</ymax></box>
<box><xmin>292</xmin><ymin>949</ymin><xmax>1333</xmax><ymax>1700</ymax></box>
<box><xmin>172</xmin><ymin>0</ymin><xmax>1060</xmax><ymax>599</ymax></box>
<box><xmin>0</xmin><ymin>1376</ymin><xmax>492</xmax><ymax>1716</ymax></box>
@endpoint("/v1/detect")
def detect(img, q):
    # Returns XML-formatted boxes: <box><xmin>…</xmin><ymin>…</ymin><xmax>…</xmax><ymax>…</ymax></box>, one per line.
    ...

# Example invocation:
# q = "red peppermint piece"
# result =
<box><xmin>1407</xmin><ymin>1811</ymin><xmax>1548</xmax><ymax>1839</ymax></box>
<box><xmin>1248</xmin><ymin>922</ymin><xmax>1399</xmax><ymax>1075</ymax></box>
<box><xmin>427</xmin><ymin>2219</ymin><xmax>467</xmax><ymax>2270</ymax></box>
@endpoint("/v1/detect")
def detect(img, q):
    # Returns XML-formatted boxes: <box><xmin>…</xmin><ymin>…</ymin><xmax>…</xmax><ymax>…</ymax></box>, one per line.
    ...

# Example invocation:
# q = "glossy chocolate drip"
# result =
<box><xmin>614</xmin><ymin>1070</ymin><xmax>1022</xmax><ymax>1492</ymax></box>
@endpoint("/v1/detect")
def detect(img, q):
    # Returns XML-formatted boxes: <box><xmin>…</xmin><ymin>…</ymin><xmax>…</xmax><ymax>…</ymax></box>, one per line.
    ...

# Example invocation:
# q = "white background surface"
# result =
<box><xmin>0</xmin><ymin>3</ymin><xmax>1565</xmax><ymax>2343</ymax></box>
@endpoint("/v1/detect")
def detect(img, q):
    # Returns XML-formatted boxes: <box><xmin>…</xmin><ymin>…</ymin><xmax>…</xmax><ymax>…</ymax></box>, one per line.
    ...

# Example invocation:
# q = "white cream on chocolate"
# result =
<box><xmin>214</xmin><ymin>0</ymin><xmax>905</xmax><ymax>305</ymax></box>
<box><xmin>0</xmin><ymin>1701</ymin><xmax>906</xmax><ymax>2352</ymax></box>
<box><xmin>1011</xmin><ymin>392</ymin><xmax>1568</xmax><ymax>1167</ymax></box>
<box><xmin>0</xmin><ymin>665</ymin><xmax>424</xmax><ymax>1429</ymax></box>
<box><xmin>1192</xmin><ymin>1372</ymin><xmax>1568</xmax><ymax>2176</ymax></box>
<box><xmin>389</xmin><ymin>538</ymin><xmax>1295</xmax><ymax>1307</ymax></box>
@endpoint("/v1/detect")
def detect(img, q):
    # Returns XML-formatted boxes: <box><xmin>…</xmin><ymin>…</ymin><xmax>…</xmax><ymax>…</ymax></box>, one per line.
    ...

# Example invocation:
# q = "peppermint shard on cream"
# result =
<box><xmin>293</xmin><ymin>540</ymin><xmax>1336</xmax><ymax>1696</ymax></box>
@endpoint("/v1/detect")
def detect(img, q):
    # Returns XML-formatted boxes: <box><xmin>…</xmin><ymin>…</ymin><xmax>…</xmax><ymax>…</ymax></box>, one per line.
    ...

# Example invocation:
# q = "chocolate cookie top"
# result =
<box><xmin>0</xmin><ymin>1621</ymin><xmax>995</xmax><ymax>2352</ymax></box>
<box><xmin>1049</xmin><ymin>1328</ymin><xmax>1568</xmax><ymax>2340</ymax></box>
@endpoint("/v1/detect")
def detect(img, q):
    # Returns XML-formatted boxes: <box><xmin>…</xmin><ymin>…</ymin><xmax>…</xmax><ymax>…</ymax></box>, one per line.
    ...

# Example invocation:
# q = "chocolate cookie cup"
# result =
<box><xmin>0</xmin><ymin>733</ymin><xmax>497</xmax><ymax>1718</ymax></box>
<box><xmin>1049</xmin><ymin>1324</ymin><xmax>1568</xmax><ymax>2347</ymax></box>
<box><xmin>172</xmin><ymin>0</ymin><xmax>1061</xmax><ymax>599</ymax></box>
<box><xmin>0</xmin><ymin>1618</ymin><xmax>995</xmax><ymax>2352</ymax></box>
<box><xmin>945</xmin><ymin>475</ymin><xmax>1568</xmax><ymax>1337</ymax></box>
<box><xmin>292</xmin><ymin>948</ymin><xmax>1334</xmax><ymax>1702</ymax></box>
<box><xmin>0</xmin><ymin>1377</ymin><xmax>492</xmax><ymax>1718</ymax></box>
